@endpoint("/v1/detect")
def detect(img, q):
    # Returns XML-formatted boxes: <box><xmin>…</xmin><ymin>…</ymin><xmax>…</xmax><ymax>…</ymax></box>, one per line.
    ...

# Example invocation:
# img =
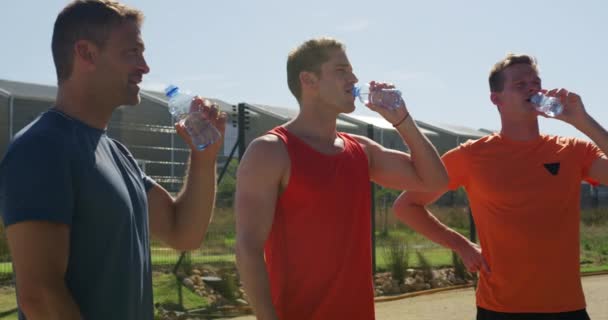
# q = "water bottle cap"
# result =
<box><xmin>164</xmin><ymin>85</ymin><xmax>179</xmax><ymax>98</ymax></box>
<box><xmin>352</xmin><ymin>86</ymin><xmax>360</xmax><ymax>97</ymax></box>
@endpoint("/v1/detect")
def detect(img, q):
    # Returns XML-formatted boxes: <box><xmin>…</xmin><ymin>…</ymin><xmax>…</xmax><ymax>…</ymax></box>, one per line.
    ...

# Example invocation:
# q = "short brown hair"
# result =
<box><xmin>52</xmin><ymin>0</ymin><xmax>144</xmax><ymax>84</ymax></box>
<box><xmin>489</xmin><ymin>53</ymin><xmax>539</xmax><ymax>92</ymax></box>
<box><xmin>286</xmin><ymin>37</ymin><xmax>345</xmax><ymax>101</ymax></box>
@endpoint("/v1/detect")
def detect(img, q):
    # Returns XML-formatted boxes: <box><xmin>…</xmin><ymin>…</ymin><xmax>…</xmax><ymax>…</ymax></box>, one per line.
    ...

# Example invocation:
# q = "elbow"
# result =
<box><xmin>392</xmin><ymin>194</ymin><xmax>420</xmax><ymax>221</ymax></box>
<box><xmin>422</xmin><ymin>169</ymin><xmax>449</xmax><ymax>192</ymax></box>
<box><xmin>17</xmin><ymin>283</ymin><xmax>58</xmax><ymax>317</ymax></box>
<box><xmin>432</xmin><ymin>171</ymin><xmax>450</xmax><ymax>191</ymax></box>
<box><xmin>235</xmin><ymin>237</ymin><xmax>264</xmax><ymax>270</ymax></box>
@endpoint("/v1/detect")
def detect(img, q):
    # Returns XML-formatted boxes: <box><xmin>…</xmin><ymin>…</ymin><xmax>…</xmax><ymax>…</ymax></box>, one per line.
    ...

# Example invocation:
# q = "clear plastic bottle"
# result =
<box><xmin>164</xmin><ymin>85</ymin><xmax>221</xmax><ymax>150</ymax></box>
<box><xmin>530</xmin><ymin>93</ymin><xmax>563</xmax><ymax>117</ymax></box>
<box><xmin>353</xmin><ymin>83</ymin><xmax>403</xmax><ymax>110</ymax></box>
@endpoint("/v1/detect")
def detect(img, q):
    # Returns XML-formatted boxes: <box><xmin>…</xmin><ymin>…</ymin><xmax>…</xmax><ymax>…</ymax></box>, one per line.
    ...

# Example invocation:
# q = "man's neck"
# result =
<box><xmin>55</xmin><ymin>81</ymin><xmax>115</xmax><ymax>130</ymax></box>
<box><xmin>287</xmin><ymin>101</ymin><xmax>340</xmax><ymax>144</ymax></box>
<box><xmin>499</xmin><ymin>115</ymin><xmax>541</xmax><ymax>141</ymax></box>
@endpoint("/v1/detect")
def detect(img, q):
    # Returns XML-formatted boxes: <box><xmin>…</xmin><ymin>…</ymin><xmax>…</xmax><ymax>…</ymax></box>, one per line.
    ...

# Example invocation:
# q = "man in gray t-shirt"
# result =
<box><xmin>0</xmin><ymin>1</ymin><xmax>226</xmax><ymax>319</ymax></box>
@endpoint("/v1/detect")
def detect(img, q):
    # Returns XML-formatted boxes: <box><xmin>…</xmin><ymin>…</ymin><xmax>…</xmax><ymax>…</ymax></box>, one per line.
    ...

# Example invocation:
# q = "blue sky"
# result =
<box><xmin>1</xmin><ymin>0</ymin><xmax>607</xmax><ymax>139</ymax></box>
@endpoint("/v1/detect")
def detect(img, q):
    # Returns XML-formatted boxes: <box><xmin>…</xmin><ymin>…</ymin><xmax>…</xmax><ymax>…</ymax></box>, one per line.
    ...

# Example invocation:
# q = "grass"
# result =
<box><xmin>152</xmin><ymin>272</ymin><xmax>209</xmax><ymax>311</ymax></box>
<box><xmin>0</xmin><ymin>273</ymin><xmax>210</xmax><ymax>319</ymax></box>
<box><xmin>0</xmin><ymin>286</ymin><xmax>17</xmax><ymax>320</ymax></box>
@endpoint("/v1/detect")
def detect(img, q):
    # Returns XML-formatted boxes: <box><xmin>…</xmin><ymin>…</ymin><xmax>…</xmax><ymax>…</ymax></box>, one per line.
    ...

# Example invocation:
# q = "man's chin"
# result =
<box><xmin>123</xmin><ymin>95</ymin><xmax>142</xmax><ymax>107</ymax></box>
<box><xmin>342</xmin><ymin>103</ymin><xmax>356</xmax><ymax>114</ymax></box>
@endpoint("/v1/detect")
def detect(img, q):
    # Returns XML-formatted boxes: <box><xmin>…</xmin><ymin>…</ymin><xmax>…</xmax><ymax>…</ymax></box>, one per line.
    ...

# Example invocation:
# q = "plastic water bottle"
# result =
<box><xmin>164</xmin><ymin>85</ymin><xmax>221</xmax><ymax>150</ymax></box>
<box><xmin>353</xmin><ymin>83</ymin><xmax>403</xmax><ymax>110</ymax></box>
<box><xmin>530</xmin><ymin>93</ymin><xmax>563</xmax><ymax>117</ymax></box>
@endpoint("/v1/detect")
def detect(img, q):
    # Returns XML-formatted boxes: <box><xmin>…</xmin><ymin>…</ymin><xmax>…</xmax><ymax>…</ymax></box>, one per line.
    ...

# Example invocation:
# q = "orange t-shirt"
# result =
<box><xmin>264</xmin><ymin>127</ymin><xmax>375</xmax><ymax>320</ymax></box>
<box><xmin>443</xmin><ymin>133</ymin><xmax>604</xmax><ymax>313</ymax></box>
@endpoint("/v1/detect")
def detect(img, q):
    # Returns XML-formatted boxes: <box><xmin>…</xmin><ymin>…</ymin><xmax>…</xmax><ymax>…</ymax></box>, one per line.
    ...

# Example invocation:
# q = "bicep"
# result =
<box><xmin>147</xmin><ymin>182</ymin><xmax>176</xmax><ymax>243</ymax></box>
<box><xmin>352</xmin><ymin>134</ymin><xmax>434</xmax><ymax>191</ymax></box>
<box><xmin>6</xmin><ymin>221</ymin><xmax>70</xmax><ymax>291</ymax></box>
<box><xmin>588</xmin><ymin>157</ymin><xmax>608</xmax><ymax>185</ymax></box>
<box><xmin>235</xmin><ymin>142</ymin><xmax>285</xmax><ymax>251</ymax></box>
<box><xmin>395</xmin><ymin>189</ymin><xmax>448</xmax><ymax>208</ymax></box>
<box><xmin>367</xmin><ymin>143</ymin><xmax>428</xmax><ymax>190</ymax></box>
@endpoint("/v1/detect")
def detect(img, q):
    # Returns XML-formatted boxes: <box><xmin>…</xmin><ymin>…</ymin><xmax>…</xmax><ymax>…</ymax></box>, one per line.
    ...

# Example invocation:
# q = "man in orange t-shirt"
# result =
<box><xmin>394</xmin><ymin>53</ymin><xmax>608</xmax><ymax>319</ymax></box>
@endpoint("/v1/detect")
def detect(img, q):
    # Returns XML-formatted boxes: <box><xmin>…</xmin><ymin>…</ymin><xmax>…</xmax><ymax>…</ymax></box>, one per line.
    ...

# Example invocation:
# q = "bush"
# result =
<box><xmin>382</xmin><ymin>237</ymin><xmax>409</xmax><ymax>284</ymax></box>
<box><xmin>581</xmin><ymin>208</ymin><xmax>608</xmax><ymax>226</ymax></box>
<box><xmin>452</xmin><ymin>251</ymin><xmax>471</xmax><ymax>280</ymax></box>
<box><xmin>416</xmin><ymin>251</ymin><xmax>433</xmax><ymax>280</ymax></box>
<box><xmin>215</xmin><ymin>270</ymin><xmax>239</xmax><ymax>302</ymax></box>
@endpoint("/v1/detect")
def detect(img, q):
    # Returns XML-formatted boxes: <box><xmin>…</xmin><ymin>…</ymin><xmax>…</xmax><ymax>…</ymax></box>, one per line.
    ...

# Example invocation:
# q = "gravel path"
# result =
<box><xmin>229</xmin><ymin>274</ymin><xmax>608</xmax><ymax>320</ymax></box>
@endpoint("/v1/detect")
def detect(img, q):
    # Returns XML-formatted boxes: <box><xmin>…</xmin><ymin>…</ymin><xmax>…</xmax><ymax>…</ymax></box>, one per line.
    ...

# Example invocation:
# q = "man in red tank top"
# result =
<box><xmin>235</xmin><ymin>37</ymin><xmax>449</xmax><ymax>320</ymax></box>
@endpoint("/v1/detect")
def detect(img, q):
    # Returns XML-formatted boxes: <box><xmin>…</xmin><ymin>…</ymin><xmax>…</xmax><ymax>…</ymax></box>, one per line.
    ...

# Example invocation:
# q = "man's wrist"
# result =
<box><xmin>392</xmin><ymin>112</ymin><xmax>411</xmax><ymax>128</ymax></box>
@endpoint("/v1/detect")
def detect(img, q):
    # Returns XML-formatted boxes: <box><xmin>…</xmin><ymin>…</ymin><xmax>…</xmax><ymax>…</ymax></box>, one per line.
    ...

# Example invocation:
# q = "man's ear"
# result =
<box><xmin>490</xmin><ymin>91</ymin><xmax>501</xmax><ymax>107</ymax></box>
<box><xmin>299</xmin><ymin>71</ymin><xmax>318</xmax><ymax>89</ymax></box>
<box><xmin>74</xmin><ymin>40</ymin><xmax>99</xmax><ymax>71</ymax></box>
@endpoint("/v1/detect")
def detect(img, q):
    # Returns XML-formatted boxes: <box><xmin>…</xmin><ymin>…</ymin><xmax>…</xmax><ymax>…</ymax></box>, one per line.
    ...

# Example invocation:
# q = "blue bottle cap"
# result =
<box><xmin>164</xmin><ymin>85</ymin><xmax>179</xmax><ymax>98</ymax></box>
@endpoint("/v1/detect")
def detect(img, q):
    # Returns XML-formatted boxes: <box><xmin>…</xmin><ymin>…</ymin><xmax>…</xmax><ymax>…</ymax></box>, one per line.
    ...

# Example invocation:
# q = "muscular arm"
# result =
<box><xmin>235</xmin><ymin>136</ymin><xmax>287</xmax><ymax>320</ymax></box>
<box><xmin>549</xmin><ymin>89</ymin><xmax>608</xmax><ymax>184</ymax></box>
<box><xmin>148</xmin><ymin>150</ymin><xmax>219</xmax><ymax>251</ymax></box>
<box><xmin>354</xmin><ymin>115</ymin><xmax>448</xmax><ymax>191</ymax></box>
<box><xmin>577</xmin><ymin>115</ymin><xmax>608</xmax><ymax>184</ymax></box>
<box><xmin>148</xmin><ymin>101</ymin><xmax>227</xmax><ymax>251</ymax></box>
<box><xmin>6</xmin><ymin>222</ymin><xmax>81</xmax><ymax>319</ymax></box>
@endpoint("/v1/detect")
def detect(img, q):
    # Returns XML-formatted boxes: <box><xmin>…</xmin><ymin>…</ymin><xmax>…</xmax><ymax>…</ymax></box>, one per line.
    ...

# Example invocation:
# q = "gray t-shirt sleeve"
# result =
<box><xmin>0</xmin><ymin>134</ymin><xmax>74</xmax><ymax>226</ymax></box>
<box><xmin>110</xmin><ymin>139</ymin><xmax>155</xmax><ymax>192</ymax></box>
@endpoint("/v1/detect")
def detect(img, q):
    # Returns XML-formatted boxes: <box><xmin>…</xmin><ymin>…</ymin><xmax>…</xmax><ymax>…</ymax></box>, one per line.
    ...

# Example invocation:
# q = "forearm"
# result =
<box><xmin>577</xmin><ymin>115</ymin><xmax>608</xmax><ymax>155</ymax></box>
<box><xmin>394</xmin><ymin>116</ymin><xmax>447</xmax><ymax>188</ymax></box>
<box><xmin>236</xmin><ymin>247</ymin><xmax>278</xmax><ymax>320</ymax></box>
<box><xmin>19</xmin><ymin>284</ymin><xmax>81</xmax><ymax>320</ymax></box>
<box><xmin>173</xmin><ymin>151</ymin><xmax>217</xmax><ymax>249</ymax></box>
<box><xmin>395</xmin><ymin>202</ymin><xmax>471</xmax><ymax>252</ymax></box>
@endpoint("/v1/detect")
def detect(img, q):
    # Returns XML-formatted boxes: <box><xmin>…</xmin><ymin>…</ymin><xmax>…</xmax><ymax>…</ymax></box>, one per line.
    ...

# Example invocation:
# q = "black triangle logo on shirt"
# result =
<box><xmin>543</xmin><ymin>162</ymin><xmax>560</xmax><ymax>175</ymax></box>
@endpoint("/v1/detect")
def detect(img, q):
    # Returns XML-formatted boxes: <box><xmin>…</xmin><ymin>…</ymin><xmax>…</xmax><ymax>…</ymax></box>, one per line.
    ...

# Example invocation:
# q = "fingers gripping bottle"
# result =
<box><xmin>164</xmin><ymin>85</ymin><xmax>221</xmax><ymax>150</ymax></box>
<box><xmin>353</xmin><ymin>83</ymin><xmax>403</xmax><ymax>110</ymax></box>
<box><xmin>530</xmin><ymin>93</ymin><xmax>563</xmax><ymax>117</ymax></box>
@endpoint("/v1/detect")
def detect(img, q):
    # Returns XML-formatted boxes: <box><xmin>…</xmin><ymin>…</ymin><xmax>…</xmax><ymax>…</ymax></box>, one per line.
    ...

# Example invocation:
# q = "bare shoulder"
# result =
<box><xmin>348</xmin><ymin>134</ymin><xmax>382</xmax><ymax>155</ymax></box>
<box><xmin>349</xmin><ymin>134</ymin><xmax>373</xmax><ymax>145</ymax></box>
<box><xmin>246</xmin><ymin>134</ymin><xmax>288</xmax><ymax>160</ymax></box>
<box><xmin>238</xmin><ymin>134</ymin><xmax>289</xmax><ymax>176</ymax></box>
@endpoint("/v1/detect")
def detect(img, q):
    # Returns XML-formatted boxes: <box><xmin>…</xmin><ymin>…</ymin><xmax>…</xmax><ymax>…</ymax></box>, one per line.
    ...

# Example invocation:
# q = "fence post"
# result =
<box><xmin>237</xmin><ymin>103</ymin><xmax>248</xmax><ymax>161</ymax></box>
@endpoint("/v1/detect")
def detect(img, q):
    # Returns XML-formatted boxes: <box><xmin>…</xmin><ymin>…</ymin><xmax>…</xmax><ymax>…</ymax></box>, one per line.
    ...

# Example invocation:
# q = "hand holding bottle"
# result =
<box><xmin>355</xmin><ymin>81</ymin><xmax>410</xmax><ymax>126</ymax></box>
<box><xmin>540</xmin><ymin>88</ymin><xmax>590</xmax><ymax>129</ymax></box>
<box><xmin>165</xmin><ymin>85</ymin><xmax>226</xmax><ymax>152</ymax></box>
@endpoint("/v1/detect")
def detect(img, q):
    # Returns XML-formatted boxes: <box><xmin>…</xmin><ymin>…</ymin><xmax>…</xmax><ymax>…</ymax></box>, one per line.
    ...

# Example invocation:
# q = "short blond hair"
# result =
<box><xmin>489</xmin><ymin>53</ymin><xmax>539</xmax><ymax>92</ymax></box>
<box><xmin>286</xmin><ymin>37</ymin><xmax>345</xmax><ymax>101</ymax></box>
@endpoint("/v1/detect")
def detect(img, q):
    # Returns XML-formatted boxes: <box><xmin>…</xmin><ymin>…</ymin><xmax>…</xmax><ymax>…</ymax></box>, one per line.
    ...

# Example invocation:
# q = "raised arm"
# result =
<box><xmin>551</xmin><ymin>89</ymin><xmax>608</xmax><ymax>184</ymax></box>
<box><xmin>148</xmin><ymin>98</ymin><xmax>227</xmax><ymax>251</ymax></box>
<box><xmin>235</xmin><ymin>135</ymin><xmax>288</xmax><ymax>320</ymax></box>
<box><xmin>6</xmin><ymin>222</ymin><xmax>81</xmax><ymax>319</ymax></box>
<box><xmin>353</xmin><ymin>116</ymin><xmax>447</xmax><ymax>192</ymax></box>
<box><xmin>358</xmin><ymin>81</ymin><xmax>448</xmax><ymax>191</ymax></box>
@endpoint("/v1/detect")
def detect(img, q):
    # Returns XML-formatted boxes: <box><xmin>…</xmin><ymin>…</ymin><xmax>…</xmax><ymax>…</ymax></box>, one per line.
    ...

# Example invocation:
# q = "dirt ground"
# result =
<box><xmin>229</xmin><ymin>274</ymin><xmax>608</xmax><ymax>320</ymax></box>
